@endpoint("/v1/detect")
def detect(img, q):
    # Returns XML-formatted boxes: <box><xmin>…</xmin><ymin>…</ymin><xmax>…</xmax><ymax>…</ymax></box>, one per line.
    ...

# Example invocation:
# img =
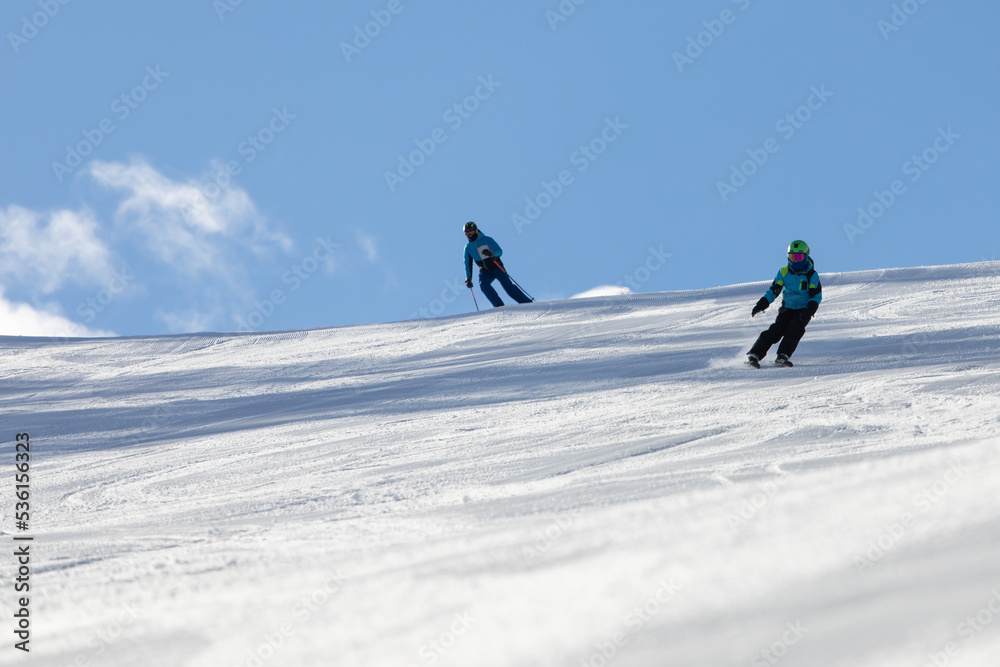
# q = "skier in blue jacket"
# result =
<box><xmin>747</xmin><ymin>240</ymin><xmax>822</xmax><ymax>368</ymax></box>
<box><xmin>463</xmin><ymin>222</ymin><xmax>532</xmax><ymax>307</ymax></box>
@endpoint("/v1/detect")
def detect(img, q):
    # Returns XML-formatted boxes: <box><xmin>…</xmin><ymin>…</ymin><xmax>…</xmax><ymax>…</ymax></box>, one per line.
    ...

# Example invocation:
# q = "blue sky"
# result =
<box><xmin>1</xmin><ymin>0</ymin><xmax>997</xmax><ymax>336</ymax></box>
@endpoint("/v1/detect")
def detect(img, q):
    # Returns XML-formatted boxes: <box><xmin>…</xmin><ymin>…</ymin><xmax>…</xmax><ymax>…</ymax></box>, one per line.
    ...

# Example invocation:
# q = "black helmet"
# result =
<box><xmin>463</xmin><ymin>221</ymin><xmax>478</xmax><ymax>233</ymax></box>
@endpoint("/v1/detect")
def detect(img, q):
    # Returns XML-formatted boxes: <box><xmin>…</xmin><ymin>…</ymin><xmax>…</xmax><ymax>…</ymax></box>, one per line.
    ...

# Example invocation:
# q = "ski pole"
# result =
<box><xmin>492</xmin><ymin>262</ymin><xmax>534</xmax><ymax>302</ymax></box>
<box><xmin>469</xmin><ymin>287</ymin><xmax>480</xmax><ymax>311</ymax></box>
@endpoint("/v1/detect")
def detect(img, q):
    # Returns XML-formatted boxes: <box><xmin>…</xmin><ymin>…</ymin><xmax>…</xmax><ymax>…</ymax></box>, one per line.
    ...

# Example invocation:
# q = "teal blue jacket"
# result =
<box><xmin>762</xmin><ymin>259</ymin><xmax>822</xmax><ymax>310</ymax></box>
<box><xmin>464</xmin><ymin>232</ymin><xmax>503</xmax><ymax>278</ymax></box>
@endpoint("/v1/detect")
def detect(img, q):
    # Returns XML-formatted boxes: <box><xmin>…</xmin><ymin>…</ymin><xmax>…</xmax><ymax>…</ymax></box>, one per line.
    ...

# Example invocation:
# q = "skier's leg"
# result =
<box><xmin>496</xmin><ymin>271</ymin><xmax>532</xmax><ymax>304</ymax></box>
<box><xmin>749</xmin><ymin>308</ymin><xmax>793</xmax><ymax>359</ymax></box>
<box><xmin>776</xmin><ymin>311</ymin><xmax>808</xmax><ymax>357</ymax></box>
<box><xmin>478</xmin><ymin>270</ymin><xmax>504</xmax><ymax>307</ymax></box>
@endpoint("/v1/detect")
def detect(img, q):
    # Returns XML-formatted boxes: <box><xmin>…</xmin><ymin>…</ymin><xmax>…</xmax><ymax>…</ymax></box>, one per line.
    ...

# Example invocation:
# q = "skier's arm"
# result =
<box><xmin>808</xmin><ymin>276</ymin><xmax>822</xmax><ymax>306</ymax></box>
<box><xmin>762</xmin><ymin>268</ymin><xmax>786</xmax><ymax>304</ymax></box>
<box><xmin>465</xmin><ymin>247</ymin><xmax>473</xmax><ymax>279</ymax></box>
<box><xmin>485</xmin><ymin>236</ymin><xmax>502</xmax><ymax>259</ymax></box>
<box><xmin>805</xmin><ymin>276</ymin><xmax>822</xmax><ymax>316</ymax></box>
<box><xmin>752</xmin><ymin>269</ymin><xmax>783</xmax><ymax>316</ymax></box>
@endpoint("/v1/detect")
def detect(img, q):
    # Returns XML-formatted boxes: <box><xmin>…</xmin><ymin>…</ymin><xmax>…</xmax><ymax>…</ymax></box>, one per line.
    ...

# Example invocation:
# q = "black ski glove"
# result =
<box><xmin>465</xmin><ymin>277</ymin><xmax>473</xmax><ymax>289</ymax></box>
<box><xmin>751</xmin><ymin>297</ymin><xmax>769</xmax><ymax>317</ymax></box>
<box><xmin>799</xmin><ymin>301</ymin><xmax>819</xmax><ymax>324</ymax></box>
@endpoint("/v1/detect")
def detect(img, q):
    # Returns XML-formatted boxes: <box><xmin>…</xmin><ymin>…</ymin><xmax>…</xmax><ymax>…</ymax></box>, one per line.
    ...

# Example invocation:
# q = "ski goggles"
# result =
<box><xmin>788</xmin><ymin>253</ymin><xmax>807</xmax><ymax>263</ymax></box>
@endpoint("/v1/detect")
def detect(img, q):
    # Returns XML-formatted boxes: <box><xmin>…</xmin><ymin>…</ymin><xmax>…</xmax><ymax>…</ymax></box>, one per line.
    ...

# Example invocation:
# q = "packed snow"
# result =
<box><xmin>2</xmin><ymin>262</ymin><xmax>1000</xmax><ymax>667</ymax></box>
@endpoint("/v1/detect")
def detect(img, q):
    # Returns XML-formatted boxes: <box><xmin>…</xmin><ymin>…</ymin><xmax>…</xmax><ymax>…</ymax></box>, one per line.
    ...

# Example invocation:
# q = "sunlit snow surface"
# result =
<box><xmin>2</xmin><ymin>263</ymin><xmax>1000</xmax><ymax>667</ymax></box>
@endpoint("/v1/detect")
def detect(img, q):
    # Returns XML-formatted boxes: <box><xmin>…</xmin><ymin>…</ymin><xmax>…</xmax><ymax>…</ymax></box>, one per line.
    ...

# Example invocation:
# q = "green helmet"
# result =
<box><xmin>787</xmin><ymin>240</ymin><xmax>810</xmax><ymax>256</ymax></box>
<box><xmin>463</xmin><ymin>221</ymin><xmax>478</xmax><ymax>233</ymax></box>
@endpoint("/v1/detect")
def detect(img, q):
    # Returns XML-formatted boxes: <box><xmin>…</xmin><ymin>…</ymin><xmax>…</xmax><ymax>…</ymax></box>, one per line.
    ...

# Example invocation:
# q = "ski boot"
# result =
<box><xmin>774</xmin><ymin>354</ymin><xmax>793</xmax><ymax>367</ymax></box>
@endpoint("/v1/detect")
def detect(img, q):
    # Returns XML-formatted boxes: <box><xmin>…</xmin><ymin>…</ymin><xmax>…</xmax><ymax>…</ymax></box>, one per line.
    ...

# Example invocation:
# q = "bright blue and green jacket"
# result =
<box><xmin>762</xmin><ymin>258</ymin><xmax>822</xmax><ymax>310</ymax></box>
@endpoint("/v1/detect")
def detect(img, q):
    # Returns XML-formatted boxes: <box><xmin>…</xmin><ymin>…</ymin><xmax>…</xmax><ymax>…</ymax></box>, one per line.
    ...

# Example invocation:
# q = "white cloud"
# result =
<box><xmin>156</xmin><ymin>308</ymin><xmax>217</xmax><ymax>335</ymax></box>
<box><xmin>0</xmin><ymin>286</ymin><xmax>113</xmax><ymax>337</ymax></box>
<box><xmin>356</xmin><ymin>230</ymin><xmax>378</xmax><ymax>262</ymax></box>
<box><xmin>90</xmin><ymin>159</ymin><xmax>292</xmax><ymax>280</ymax></box>
<box><xmin>0</xmin><ymin>158</ymin><xmax>302</xmax><ymax>335</ymax></box>
<box><xmin>88</xmin><ymin>158</ymin><xmax>295</xmax><ymax>331</ymax></box>
<box><xmin>0</xmin><ymin>204</ymin><xmax>112</xmax><ymax>293</ymax></box>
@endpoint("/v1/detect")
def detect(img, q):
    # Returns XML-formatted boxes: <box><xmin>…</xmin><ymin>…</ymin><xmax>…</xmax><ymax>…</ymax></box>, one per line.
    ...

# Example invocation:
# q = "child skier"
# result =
<box><xmin>463</xmin><ymin>222</ymin><xmax>533</xmax><ymax>307</ymax></box>
<box><xmin>746</xmin><ymin>240</ymin><xmax>822</xmax><ymax>368</ymax></box>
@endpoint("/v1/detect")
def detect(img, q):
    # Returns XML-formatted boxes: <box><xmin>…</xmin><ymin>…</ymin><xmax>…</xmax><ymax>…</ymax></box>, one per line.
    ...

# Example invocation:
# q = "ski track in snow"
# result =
<box><xmin>1</xmin><ymin>263</ymin><xmax>1000</xmax><ymax>666</ymax></box>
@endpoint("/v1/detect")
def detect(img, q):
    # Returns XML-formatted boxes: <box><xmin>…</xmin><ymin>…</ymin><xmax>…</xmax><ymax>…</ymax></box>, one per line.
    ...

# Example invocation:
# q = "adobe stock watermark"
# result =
<box><xmin>853</xmin><ymin>460</ymin><xmax>967</xmax><ymax>575</ymax></box>
<box><xmin>749</xmin><ymin>620</ymin><xmax>809</xmax><ymax>667</ymax></box>
<box><xmin>76</xmin><ymin>265</ymin><xmax>135</xmax><ymax>324</ymax></box>
<box><xmin>511</xmin><ymin>117</ymin><xmax>628</xmax><ymax>234</ymax></box>
<box><xmin>213</xmin><ymin>0</ymin><xmax>248</xmax><ymax>22</ymax></box>
<box><xmin>672</xmin><ymin>0</ymin><xmax>756</xmax><ymax>74</ymax></box>
<box><xmin>235</xmin><ymin>236</ymin><xmax>338</xmax><ymax>331</ymax></box>
<box><xmin>577</xmin><ymin>578</ymin><xmax>683</xmax><ymax>667</ymax></box>
<box><xmin>843</xmin><ymin>127</ymin><xmax>959</xmax><ymax>244</ymax></box>
<box><xmin>137</xmin><ymin>402</ymin><xmax>181</xmax><ymax>441</ymax></box>
<box><xmin>408</xmin><ymin>277</ymin><xmax>467</xmax><ymax>320</ymax></box>
<box><xmin>521</xmin><ymin>516</ymin><xmax>573</xmax><ymax>562</ymax></box>
<box><xmin>902</xmin><ymin>330</ymin><xmax>932</xmax><ymax>356</ymax></box>
<box><xmin>340</xmin><ymin>0</ymin><xmax>413</xmax><ymax>63</ymax></box>
<box><xmin>43</xmin><ymin>265</ymin><xmax>136</xmax><ymax>345</ymax></box>
<box><xmin>716</xmin><ymin>85</ymin><xmax>834</xmax><ymax>203</ymax></box>
<box><xmin>921</xmin><ymin>589</ymin><xmax>1000</xmax><ymax>667</ymax></box>
<box><xmin>878</xmin><ymin>0</ymin><xmax>932</xmax><ymax>41</ymax></box>
<box><xmin>546</xmin><ymin>0</ymin><xmax>587</xmax><ymax>31</ymax></box>
<box><xmin>405</xmin><ymin>612</ymin><xmax>476</xmax><ymax>667</ymax></box>
<box><xmin>7</xmin><ymin>0</ymin><xmax>73</xmax><ymax>54</ymax></box>
<box><xmin>725</xmin><ymin>472</ymin><xmax>790</xmax><ymax>534</ymax></box>
<box><xmin>186</xmin><ymin>107</ymin><xmax>297</xmax><ymax>219</ymax></box>
<box><xmin>46</xmin><ymin>321</ymin><xmax>92</xmax><ymax>344</ymax></box>
<box><xmin>617</xmin><ymin>245</ymin><xmax>671</xmax><ymax>292</ymax></box>
<box><xmin>52</xmin><ymin>65</ymin><xmax>170</xmax><ymax>183</ymax></box>
<box><xmin>71</xmin><ymin>601</ymin><xmax>147</xmax><ymax>666</ymax></box>
<box><xmin>234</xmin><ymin>570</ymin><xmax>347</xmax><ymax>667</ymax></box>
<box><xmin>384</xmin><ymin>75</ymin><xmax>502</xmax><ymax>192</ymax></box>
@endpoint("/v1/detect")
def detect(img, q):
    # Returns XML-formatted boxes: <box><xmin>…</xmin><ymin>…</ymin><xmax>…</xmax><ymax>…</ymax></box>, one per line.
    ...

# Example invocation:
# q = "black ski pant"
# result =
<box><xmin>749</xmin><ymin>307</ymin><xmax>810</xmax><ymax>359</ymax></box>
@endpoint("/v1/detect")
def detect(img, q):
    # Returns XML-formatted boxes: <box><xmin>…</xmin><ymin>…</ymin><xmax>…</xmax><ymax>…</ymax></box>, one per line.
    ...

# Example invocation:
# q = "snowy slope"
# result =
<box><xmin>2</xmin><ymin>262</ymin><xmax>1000</xmax><ymax>667</ymax></box>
